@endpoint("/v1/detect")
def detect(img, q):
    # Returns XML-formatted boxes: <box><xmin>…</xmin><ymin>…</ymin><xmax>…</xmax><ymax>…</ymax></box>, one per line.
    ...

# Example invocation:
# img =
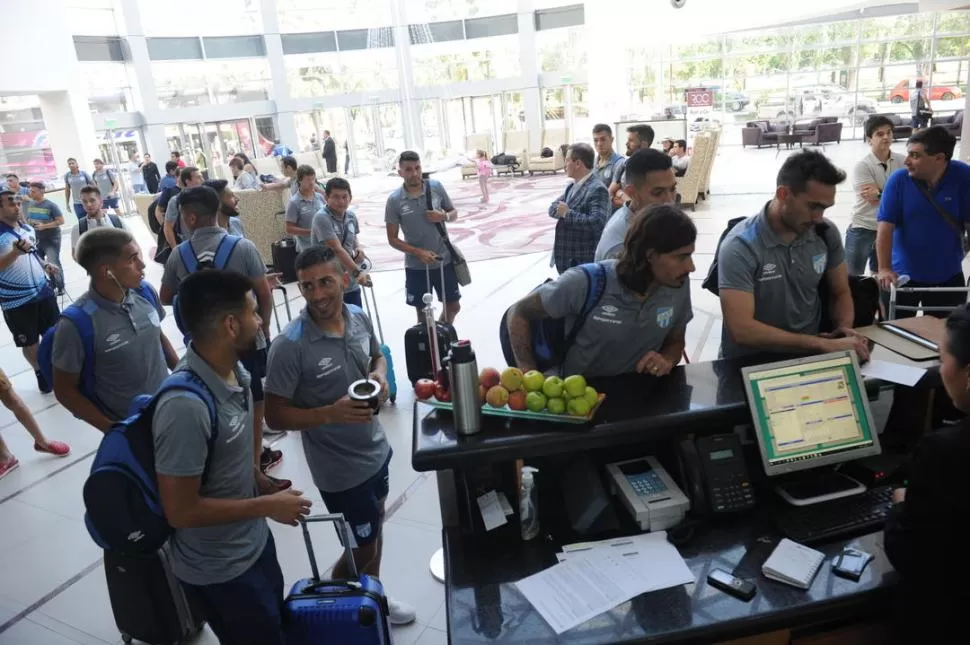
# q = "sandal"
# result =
<box><xmin>34</xmin><ymin>441</ymin><xmax>71</xmax><ymax>457</ymax></box>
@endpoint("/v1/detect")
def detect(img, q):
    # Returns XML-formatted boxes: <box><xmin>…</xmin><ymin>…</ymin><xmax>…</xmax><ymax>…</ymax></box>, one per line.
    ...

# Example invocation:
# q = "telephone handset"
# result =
<box><xmin>679</xmin><ymin>433</ymin><xmax>755</xmax><ymax>515</ymax></box>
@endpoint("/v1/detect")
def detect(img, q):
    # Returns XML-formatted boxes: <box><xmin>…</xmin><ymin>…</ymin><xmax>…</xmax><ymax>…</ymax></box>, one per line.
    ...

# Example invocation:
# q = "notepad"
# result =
<box><xmin>762</xmin><ymin>538</ymin><xmax>825</xmax><ymax>590</ymax></box>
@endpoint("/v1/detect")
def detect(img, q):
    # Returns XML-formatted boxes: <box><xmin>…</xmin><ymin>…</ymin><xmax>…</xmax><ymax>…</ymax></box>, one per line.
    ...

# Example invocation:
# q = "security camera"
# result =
<box><xmin>671</xmin><ymin>0</ymin><xmax>685</xmax><ymax>7</ymax></box>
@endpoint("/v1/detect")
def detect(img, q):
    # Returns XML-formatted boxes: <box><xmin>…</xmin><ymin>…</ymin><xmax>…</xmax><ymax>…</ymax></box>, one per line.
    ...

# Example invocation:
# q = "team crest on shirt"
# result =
<box><xmin>148</xmin><ymin>310</ymin><xmax>160</xmax><ymax>327</ymax></box>
<box><xmin>356</xmin><ymin>522</ymin><xmax>372</xmax><ymax>539</ymax></box>
<box><xmin>656</xmin><ymin>307</ymin><xmax>674</xmax><ymax>329</ymax></box>
<box><xmin>812</xmin><ymin>253</ymin><xmax>827</xmax><ymax>274</ymax></box>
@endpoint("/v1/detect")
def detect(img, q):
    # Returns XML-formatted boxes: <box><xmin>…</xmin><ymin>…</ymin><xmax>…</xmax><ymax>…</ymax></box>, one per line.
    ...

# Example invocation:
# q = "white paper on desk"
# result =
<box><xmin>515</xmin><ymin>549</ymin><xmax>648</xmax><ymax>634</ymax></box>
<box><xmin>861</xmin><ymin>359</ymin><xmax>927</xmax><ymax>387</ymax></box>
<box><xmin>476</xmin><ymin>491</ymin><xmax>508</xmax><ymax>531</ymax></box>
<box><xmin>559</xmin><ymin>532</ymin><xmax>696</xmax><ymax>593</ymax></box>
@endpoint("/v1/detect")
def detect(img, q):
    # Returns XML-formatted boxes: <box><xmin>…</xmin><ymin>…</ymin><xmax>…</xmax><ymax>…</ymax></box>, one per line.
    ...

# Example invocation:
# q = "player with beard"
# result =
<box><xmin>507</xmin><ymin>204</ymin><xmax>696</xmax><ymax>378</ymax></box>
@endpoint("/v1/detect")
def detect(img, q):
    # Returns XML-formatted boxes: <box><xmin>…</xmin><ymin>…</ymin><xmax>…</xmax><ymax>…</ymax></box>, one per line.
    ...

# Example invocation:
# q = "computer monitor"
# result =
<box><xmin>741</xmin><ymin>351</ymin><xmax>881</xmax><ymax>478</ymax></box>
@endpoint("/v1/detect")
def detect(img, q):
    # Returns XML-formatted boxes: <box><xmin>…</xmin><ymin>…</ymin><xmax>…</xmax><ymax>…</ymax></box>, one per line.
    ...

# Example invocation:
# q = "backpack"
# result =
<box><xmin>701</xmin><ymin>216</ymin><xmax>746</xmax><ymax>295</ymax></box>
<box><xmin>83</xmin><ymin>369</ymin><xmax>218</xmax><ymax>555</ymax></box>
<box><xmin>37</xmin><ymin>281</ymin><xmax>160</xmax><ymax>416</ymax></box>
<box><xmin>78</xmin><ymin>214</ymin><xmax>123</xmax><ymax>235</ymax></box>
<box><xmin>498</xmin><ymin>263</ymin><xmax>608</xmax><ymax>373</ymax></box>
<box><xmin>146</xmin><ymin>197</ymin><xmax>162</xmax><ymax>235</ymax></box>
<box><xmin>172</xmin><ymin>235</ymin><xmax>243</xmax><ymax>341</ymax></box>
<box><xmin>541</xmin><ymin>147</ymin><xmax>554</xmax><ymax>158</ymax></box>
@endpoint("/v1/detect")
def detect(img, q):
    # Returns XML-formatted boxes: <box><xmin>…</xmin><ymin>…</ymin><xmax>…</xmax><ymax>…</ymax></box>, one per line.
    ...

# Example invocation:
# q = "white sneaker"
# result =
<box><xmin>387</xmin><ymin>597</ymin><xmax>416</xmax><ymax>625</ymax></box>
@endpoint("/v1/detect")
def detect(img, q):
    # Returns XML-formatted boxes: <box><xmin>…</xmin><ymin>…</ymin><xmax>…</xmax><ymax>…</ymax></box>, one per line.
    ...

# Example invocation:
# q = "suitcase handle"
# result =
<box><xmin>300</xmin><ymin>514</ymin><xmax>358</xmax><ymax>581</ymax></box>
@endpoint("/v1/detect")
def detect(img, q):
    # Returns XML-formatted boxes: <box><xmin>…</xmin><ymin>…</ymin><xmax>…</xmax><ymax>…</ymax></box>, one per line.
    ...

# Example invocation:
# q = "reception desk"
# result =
<box><xmin>412</xmin><ymin>354</ymin><xmax>925</xmax><ymax>644</ymax></box>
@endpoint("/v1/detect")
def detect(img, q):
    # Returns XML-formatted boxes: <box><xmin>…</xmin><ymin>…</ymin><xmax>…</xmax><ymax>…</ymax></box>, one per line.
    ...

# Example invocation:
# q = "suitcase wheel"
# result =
<box><xmin>121</xmin><ymin>634</ymin><xmax>132</xmax><ymax>644</ymax></box>
<box><xmin>390</xmin><ymin>394</ymin><xmax>396</xmax><ymax>404</ymax></box>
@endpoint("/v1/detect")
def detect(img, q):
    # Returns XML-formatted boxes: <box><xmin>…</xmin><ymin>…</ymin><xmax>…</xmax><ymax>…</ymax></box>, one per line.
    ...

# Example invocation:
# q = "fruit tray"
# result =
<box><xmin>422</xmin><ymin>393</ymin><xmax>606</xmax><ymax>425</ymax></box>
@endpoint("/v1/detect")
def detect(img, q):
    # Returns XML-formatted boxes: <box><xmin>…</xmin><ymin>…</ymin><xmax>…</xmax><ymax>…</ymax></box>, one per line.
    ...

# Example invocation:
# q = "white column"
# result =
<box><xmin>961</xmin><ymin>62</ymin><xmax>970</xmax><ymax>163</ymax></box>
<box><xmin>391</xmin><ymin>0</ymin><xmax>422</xmax><ymax>153</ymax></box>
<box><xmin>584</xmin><ymin>0</ymin><xmax>627</xmax><ymax>131</ymax></box>
<box><xmin>39</xmin><ymin>90</ymin><xmax>101</xmax><ymax>176</ymax></box>
<box><xmin>517</xmin><ymin>0</ymin><xmax>543</xmax><ymax>149</ymax></box>
<box><xmin>260</xmin><ymin>0</ymin><xmax>300</xmax><ymax>149</ymax></box>
<box><xmin>116</xmin><ymin>0</ymin><xmax>168</xmax><ymax>157</ymax></box>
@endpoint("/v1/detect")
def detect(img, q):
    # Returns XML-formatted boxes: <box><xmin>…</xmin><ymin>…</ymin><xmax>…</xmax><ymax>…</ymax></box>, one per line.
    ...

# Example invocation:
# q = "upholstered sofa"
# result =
<box><xmin>871</xmin><ymin>114</ymin><xmax>913</xmax><ymax>140</ymax></box>
<box><xmin>933</xmin><ymin>110</ymin><xmax>964</xmax><ymax>138</ymax></box>
<box><xmin>741</xmin><ymin>121</ymin><xmax>788</xmax><ymax>148</ymax></box>
<box><xmin>792</xmin><ymin>117</ymin><xmax>843</xmax><ymax>145</ymax></box>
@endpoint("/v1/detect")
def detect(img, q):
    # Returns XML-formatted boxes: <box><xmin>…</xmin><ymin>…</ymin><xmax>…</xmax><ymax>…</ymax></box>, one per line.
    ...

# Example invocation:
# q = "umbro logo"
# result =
<box><xmin>601</xmin><ymin>305</ymin><xmax>618</xmax><ymax>314</ymax></box>
<box><xmin>318</xmin><ymin>358</ymin><xmax>332</xmax><ymax>369</ymax></box>
<box><xmin>106</xmin><ymin>333</ymin><xmax>121</xmax><ymax>345</ymax></box>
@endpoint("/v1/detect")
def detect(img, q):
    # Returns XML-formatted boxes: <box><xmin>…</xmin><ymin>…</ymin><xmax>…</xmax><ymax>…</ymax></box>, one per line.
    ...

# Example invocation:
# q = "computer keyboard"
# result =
<box><xmin>775</xmin><ymin>486</ymin><xmax>893</xmax><ymax>545</ymax></box>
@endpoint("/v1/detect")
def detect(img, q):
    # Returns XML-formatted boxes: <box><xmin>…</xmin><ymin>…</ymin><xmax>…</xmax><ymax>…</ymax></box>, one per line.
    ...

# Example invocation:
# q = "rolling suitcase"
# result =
<box><xmin>404</xmin><ymin>264</ymin><xmax>458</xmax><ymax>385</ymax></box>
<box><xmin>272</xmin><ymin>284</ymin><xmax>293</xmax><ymax>334</ymax></box>
<box><xmin>104</xmin><ymin>544</ymin><xmax>205</xmax><ymax>645</ymax></box>
<box><xmin>284</xmin><ymin>514</ymin><xmax>391</xmax><ymax>645</ymax></box>
<box><xmin>361</xmin><ymin>284</ymin><xmax>397</xmax><ymax>403</ymax></box>
<box><xmin>271</xmin><ymin>238</ymin><xmax>298</xmax><ymax>284</ymax></box>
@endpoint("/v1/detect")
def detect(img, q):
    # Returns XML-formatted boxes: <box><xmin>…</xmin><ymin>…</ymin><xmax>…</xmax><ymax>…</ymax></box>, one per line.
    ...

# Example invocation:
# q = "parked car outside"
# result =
<box><xmin>889</xmin><ymin>78</ymin><xmax>963</xmax><ymax>103</ymax></box>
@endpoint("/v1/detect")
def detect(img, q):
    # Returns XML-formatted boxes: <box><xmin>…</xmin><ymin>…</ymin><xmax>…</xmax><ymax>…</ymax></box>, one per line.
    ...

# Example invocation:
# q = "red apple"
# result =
<box><xmin>508</xmin><ymin>390</ymin><xmax>527</xmax><ymax>411</ymax></box>
<box><xmin>479</xmin><ymin>385</ymin><xmax>487</xmax><ymax>406</ymax></box>
<box><xmin>480</xmin><ymin>367</ymin><xmax>500</xmax><ymax>390</ymax></box>
<box><xmin>414</xmin><ymin>379</ymin><xmax>436</xmax><ymax>401</ymax></box>
<box><xmin>435</xmin><ymin>383</ymin><xmax>452</xmax><ymax>402</ymax></box>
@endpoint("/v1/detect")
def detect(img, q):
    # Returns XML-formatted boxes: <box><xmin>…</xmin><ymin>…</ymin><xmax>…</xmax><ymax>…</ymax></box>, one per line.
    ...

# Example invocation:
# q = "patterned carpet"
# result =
<box><xmin>350</xmin><ymin>170</ymin><xmax>569</xmax><ymax>271</ymax></box>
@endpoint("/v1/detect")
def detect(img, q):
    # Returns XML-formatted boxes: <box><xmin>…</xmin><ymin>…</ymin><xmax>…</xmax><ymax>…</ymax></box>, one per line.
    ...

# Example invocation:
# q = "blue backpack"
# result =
<box><xmin>498</xmin><ymin>263</ymin><xmax>608</xmax><ymax>373</ymax></box>
<box><xmin>37</xmin><ymin>281</ymin><xmax>160</xmax><ymax>414</ymax></box>
<box><xmin>83</xmin><ymin>369</ymin><xmax>218</xmax><ymax>555</ymax></box>
<box><xmin>173</xmin><ymin>234</ymin><xmax>242</xmax><ymax>342</ymax></box>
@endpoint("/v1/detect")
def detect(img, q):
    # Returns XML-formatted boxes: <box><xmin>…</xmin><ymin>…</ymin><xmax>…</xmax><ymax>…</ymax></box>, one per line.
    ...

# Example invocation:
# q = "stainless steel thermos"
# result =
<box><xmin>446</xmin><ymin>340</ymin><xmax>481</xmax><ymax>435</ymax></box>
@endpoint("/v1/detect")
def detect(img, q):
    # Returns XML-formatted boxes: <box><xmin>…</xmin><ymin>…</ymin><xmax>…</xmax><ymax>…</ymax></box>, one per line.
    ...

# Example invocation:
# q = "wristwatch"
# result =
<box><xmin>351</xmin><ymin>269</ymin><xmax>361</xmax><ymax>279</ymax></box>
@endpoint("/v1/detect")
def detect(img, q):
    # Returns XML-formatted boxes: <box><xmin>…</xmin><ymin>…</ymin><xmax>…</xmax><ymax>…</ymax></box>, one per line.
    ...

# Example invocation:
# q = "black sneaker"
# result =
<box><xmin>260</xmin><ymin>447</ymin><xmax>283</xmax><ymax>472</ymax></box>
<box><xmin>35</xmin><ymin>370</ymin><xmax>51</xmax><ymax>394</ymax></box>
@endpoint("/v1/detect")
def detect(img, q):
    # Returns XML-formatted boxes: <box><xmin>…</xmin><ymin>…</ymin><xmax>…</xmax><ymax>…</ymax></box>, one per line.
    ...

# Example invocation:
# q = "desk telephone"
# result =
<box><xmin>679</xmin><ymin>434</ymin><xmax>756</xmax><ymax>515</ymax></box>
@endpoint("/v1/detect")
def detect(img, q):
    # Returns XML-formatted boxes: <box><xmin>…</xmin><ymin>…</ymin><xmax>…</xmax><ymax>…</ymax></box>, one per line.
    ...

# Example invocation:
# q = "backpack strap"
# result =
<box><xmin>61</xmin><ymin>302</ymin><xmax>100</xmax><ymax>407</ymax></box>
<box><xmin>563</xmin><ymin>262</ymin><xmax>609</xmax><ymax>351</ymax></box>
<box><xmin>134</xmin><ymin>280</ymin><xmax>160</xmax><ymax>310</ymax></box>
<box><xmin>177</xmin><ymin>241</ymin><xmax>198</xmax><ymax>273</ymax></box>
<box><xmin>214</xmin><ymin>235</ymin><xmax>242</xmax><ymax>269</ymax></box>
<box><xmin>108</xmin><ymin>214</ymin><xmax>122</xmax><ymax>229</ymax></box>
<box><xmin>78</xmin><ymin>218</ymin><xmax>88</xmax><ymax>235</ymax></box>
<box><xmin>154</xmin><ymin>370</ymin><xmax>219</xmax><ymax>483</ymax></box>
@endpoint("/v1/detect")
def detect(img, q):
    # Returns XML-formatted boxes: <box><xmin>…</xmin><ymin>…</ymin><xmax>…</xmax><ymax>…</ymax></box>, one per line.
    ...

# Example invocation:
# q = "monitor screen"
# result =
<box><xmin>741</xmin><ymin>351</ymin><xmax>880</xmax><ymax>476</ymax></box>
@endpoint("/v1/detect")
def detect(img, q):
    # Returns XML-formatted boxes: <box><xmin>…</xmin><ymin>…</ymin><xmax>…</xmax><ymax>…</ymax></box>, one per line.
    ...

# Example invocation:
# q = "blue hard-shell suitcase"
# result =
<box><xmin>283</xmin><ymin>514</ymin><xmax>392</xmax><ymax>645</ymax></box>
<box><xmin>362</xmin><ymin>285</ymin><xmax>397</xmax><ymax>404</ymax></box>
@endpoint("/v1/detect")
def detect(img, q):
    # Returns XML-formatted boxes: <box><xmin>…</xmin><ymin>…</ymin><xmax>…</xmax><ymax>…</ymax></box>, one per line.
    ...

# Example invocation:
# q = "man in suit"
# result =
<box><xmin>548</xmin><ymin>143</ymin><xmax>609</xmax><ymax>274</ymax></box>
<box><xmin>322</xmin><ymin>130</ymin><xmax>338</xmax><ymax>175</ymax></box>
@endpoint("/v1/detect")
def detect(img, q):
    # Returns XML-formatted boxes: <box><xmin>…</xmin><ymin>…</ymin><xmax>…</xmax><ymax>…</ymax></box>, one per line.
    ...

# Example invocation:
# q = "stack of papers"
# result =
<box><xmin>514</xmin><ymin>532</ymin><xmax>696</xmax><ymax>634</ymax></box>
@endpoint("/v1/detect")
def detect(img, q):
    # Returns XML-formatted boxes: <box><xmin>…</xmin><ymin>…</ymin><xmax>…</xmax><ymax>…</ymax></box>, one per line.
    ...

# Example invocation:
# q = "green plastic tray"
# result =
<box><xmin>421</xmin><ymin>393</ymin><xmax>606</xmax><ymax>425</ymax></box>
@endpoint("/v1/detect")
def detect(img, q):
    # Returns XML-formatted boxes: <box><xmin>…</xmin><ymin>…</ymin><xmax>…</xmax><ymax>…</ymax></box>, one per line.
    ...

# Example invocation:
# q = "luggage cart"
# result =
<box><xmin>888</xmin><ymin>280</ymin><xmax>970</xmax><ymax>320</ymax></box>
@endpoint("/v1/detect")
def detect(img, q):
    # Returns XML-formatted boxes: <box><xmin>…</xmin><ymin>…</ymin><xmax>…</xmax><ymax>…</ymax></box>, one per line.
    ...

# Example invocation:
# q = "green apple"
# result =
<box><xmin>563</xmin><ymin>374</ymin><xmax>587</xmax><ymax>398</ymax></box>
<box><xmin>567</xmin><ymin>397</ymin><xmax>591</xmax><ymax>417</ymax></box>
<box><xmin>542</xmin><ymin>376</ymin><xmax>564</xmax><ymax>399</ymax></box>
<box><xmin>522</xmin><ymin>370</ymin><xmax>545</xmax><ymax>392</ymax></box>
<box><xmin>547</xmin><ymin>397</ymin><xmax>567</xmax><ymax>415</ymax></box>
<box><xmin>526</xmin><ymin>391</ymin><xmax>547</xmax><ymax>412</ymax></box>
<box><xmin>562</xmin><ymin>389</ymin><xmax>573</xmax><ymax>402</ymax></box>
<box><xmin>583</xmin><ymin>386</ymin><xmax>599</xmax><ymax>408</ymax></box>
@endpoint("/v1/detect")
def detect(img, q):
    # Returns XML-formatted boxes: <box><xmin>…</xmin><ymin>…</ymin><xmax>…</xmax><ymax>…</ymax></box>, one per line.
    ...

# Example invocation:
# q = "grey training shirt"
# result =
<box><xmin>164</xmin><ymin>193</ymin><xmax>189</xmax><ymax>243</ymax></box>
<box><xmin>594</xmin><ymin>204</ymin><xmax>633</xmax><ymax>261</ymax></box>
<box><xmin>537</xmin><ymin>259</ymin><xmax>693</xmax><ymax>378</ymax></box>
<box><xmin>152</xmin><ymin>348</ymin><xmax>267</xmax><ymax>586</ymax></box>
<box><xmin>285</xmin><ymin>191</ymin><xmax>324</xmax><ymax>252</ymax></box>
<box><xmin>717</xmin><ymin>206</ymin><xmax>845</xmax><ymax>359</ymax></box>
<box><xmin>384</xmin><ymin>179</ymin><xmax>455</xmax><ymax>270</ymax></box>
<box><xmin>52</xmin><ymin>285</ymin><xmax>169</xmax><ymax>421</ymax></box>
<box><xmin>849</xmin><ymin>150</ymin><xmax>905</xmax><ymax>231</ymax></box>
<box><xmin>311</xmin><ymin>206</ymin><xmax>361</xmax><ymax>293</ymax></box>
<box><xmin>264</xmin><ymin>305</ymin><xmax>391</xmax><ymax>493</ymax></box>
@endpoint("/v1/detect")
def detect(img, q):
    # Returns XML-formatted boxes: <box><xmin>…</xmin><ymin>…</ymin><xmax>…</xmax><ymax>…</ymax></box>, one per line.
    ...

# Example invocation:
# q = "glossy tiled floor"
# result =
<box><xmin>0</xmin><ymin>139</ymin><xmax>950</xmax><ymax>644</ymax></box>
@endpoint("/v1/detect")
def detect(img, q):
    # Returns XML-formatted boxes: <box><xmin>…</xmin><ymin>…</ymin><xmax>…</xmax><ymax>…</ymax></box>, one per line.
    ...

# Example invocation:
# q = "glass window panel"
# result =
<box><xmin>411</xmin><ymin>35</ymin><xmax>521</xmax><ymax>85</ymax></box>
<box><xmin>141</xmin><ymin>0</ymin><xmax>261</xmax><ymax>36</ymax></box>
<box><xmin>205</xmin><ymin>59</ymin><xmax>272</xmax><ymax>104</ymax></box>
<box><xmin>277</xmin><ymin>0</ymin><xmax>392</xmax><ymax>32</ymax></box>
<box><xmin>536</xmin><ymin>26</ymin><xmax>586</xmax><ymax>73</ymax></box>
<box><xmin>0</xmin><ymin>96</ymin><xmax>56</xmax><ymax>186</ymax></box>
<box><xmin>282</xmin><ymin>33</ymin><xmax>339</xmax><ymax>55</ymax></box>
<box><xmin>937</xmin><ymin>11</ymin><xmax>970</xmax><ymax>35</ymax></box>
<box><xmin>408</xmin><ymin>0</ymin><xmax>517</xmax><ymax>22</ymax></box>
<box><xmin>790</xmin><ymin>21</ymin><xmax>858</xmax><ymax>50</ymax></box>
<box><xmin>859</xmin><ymin>13</ymin><xmax>935</xmax><ymax>43</ymax></box>
<box><xmin>337</xmin><ymin>28</ymin><xmax>395</xmax><ymax>51</ymax></box>
<box><xmin>465</xmin><ymin>14</ymin><xmax>517</xmax><ymax>39</ymax></box>
<box><xmin>285</xmin><ymin>50</ymin><xmax>399</xmax><ymax>96</ymax></box>
<box><xmin>672</xmin><ymin>37</ymin><xmax>723</xmax><ymax>61</ymax></box>
<box><xmin>80</xmin><ymin>62</ymin><xmax>135</xmax><ymax>114</ymax></box>
<box><xmin>534</xmin><ymin>4</ymin><xmax>584</xmax><ymax>31</ymax></box>
<box><xmin>74</xmin><ymin>36</ymin><xmax>129</xmax><ymax>62</ymax></box>
<box><xmin>503</xmin><ymin>91</ymin><xmax>525</xmax><ymax>131</ymax></box>
<box><xmin>202</xmin><ymin>36</ymin><xmax>266</xmax><ymax>59</ymax></box>
<box><xmin>410</xmin><ymin>21</ymin><xmax>465</xmax><ymax>45</ymax></box>
<box><xmin>725</xmin><ymin>29</ymin><xmax>793</xmax><ymax>56</ymax></box>
<box><xmin>153</xmin><ymin>61</ymin><xmax>211</xmax><ymax>108</ymax></box>
<box><xmin>856</xmin><ymin>64</ymin><xmax>923</xmax><ymax>111</ymax></box>
<box><xmin>934</xmin><ymin>35</ymin><xmax>970</xmax><ymax>60</ymax></box>
<box><xmin>147</xmin><ymin>37</ymin><xmax>203</xmax><ymax>61</ymax></box>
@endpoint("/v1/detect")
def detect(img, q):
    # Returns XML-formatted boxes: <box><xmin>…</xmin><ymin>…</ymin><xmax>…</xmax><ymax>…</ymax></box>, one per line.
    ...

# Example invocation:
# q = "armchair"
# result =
<box><xmin>460</xmin><ymin>133</ymin><xmax>492</xmax><ymax>180</ymax></box>
<box><xmin>528</xmin><ymin>129</ymin><xmax>569</xmax><ymax>175</ymax></box>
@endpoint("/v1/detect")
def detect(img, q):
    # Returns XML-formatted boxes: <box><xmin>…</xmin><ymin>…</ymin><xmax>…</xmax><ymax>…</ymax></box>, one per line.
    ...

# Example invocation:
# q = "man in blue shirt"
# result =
<box><xmin>876</xmin><ymin>126</ymin><xmax>970</xmax><ymax>318</ymax></box>
<box><xmin>158</xmin><ymin>161</ymin><xmax>179</xmax><ymax>193</ymax></box>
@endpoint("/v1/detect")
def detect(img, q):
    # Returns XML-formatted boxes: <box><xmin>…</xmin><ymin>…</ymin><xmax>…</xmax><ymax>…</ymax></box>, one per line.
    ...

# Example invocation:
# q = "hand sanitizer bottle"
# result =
<box><xmin>520</xmin><ymin>466</ymin><xmax>540</xmax><ymax>541</ymax></box>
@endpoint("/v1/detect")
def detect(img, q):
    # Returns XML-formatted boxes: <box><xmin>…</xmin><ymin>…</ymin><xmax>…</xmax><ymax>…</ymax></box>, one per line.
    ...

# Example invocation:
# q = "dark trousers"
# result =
<box><xmin>182</xmin><ymin>533</ymin><xmax>285</xmax><ymax>645</ymax></box>
<box><xmin>34</xmin><ymin>234</ymin><xmax>64</xmax><ymax>290</ymax></box>
<box><xmin>893</xmin><ymin>273</ymin><xmax>966</xmax><ymax>319</ymax></box>
<box><xmin>343</xmin><ymin>289</ymin><xmax>362</xmax><ymax>307</ymax></box>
